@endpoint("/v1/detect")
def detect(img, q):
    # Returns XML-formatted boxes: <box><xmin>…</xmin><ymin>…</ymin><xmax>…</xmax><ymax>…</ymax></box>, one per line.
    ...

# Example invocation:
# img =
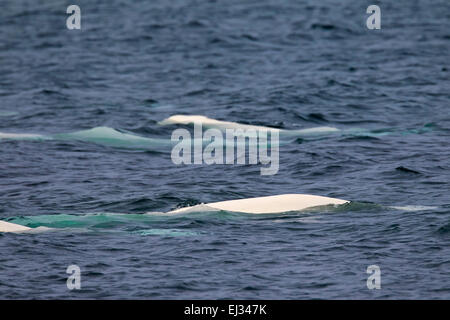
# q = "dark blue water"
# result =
<box><xmin>0</xmin><ymin>0</ymin><xmax>449</xmax><ymax>299</ymax></box>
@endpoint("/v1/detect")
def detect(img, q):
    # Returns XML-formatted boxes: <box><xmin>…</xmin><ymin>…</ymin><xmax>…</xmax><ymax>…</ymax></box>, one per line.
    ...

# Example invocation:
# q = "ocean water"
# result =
<box><xmin>0</xmin><ymin>0</ymin><xmax>449</xmax><ymax>299</ymax></box>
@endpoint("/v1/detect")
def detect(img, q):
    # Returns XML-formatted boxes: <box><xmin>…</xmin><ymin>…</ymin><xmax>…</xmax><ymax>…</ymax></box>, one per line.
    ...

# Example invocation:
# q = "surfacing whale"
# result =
<box><xmin>159</xmin><ymin>115</ymin><xmax>340</xmax><ymax>136</ymax></box>
<box><xmin>0</xmin><ymin>194</ymin><xmax>349</xmax><ymax>232</ymax></box>
<box><xmin>169</xmin><ymin>194</ymin><xmax>349</xmax><ymax>214</ymax></box>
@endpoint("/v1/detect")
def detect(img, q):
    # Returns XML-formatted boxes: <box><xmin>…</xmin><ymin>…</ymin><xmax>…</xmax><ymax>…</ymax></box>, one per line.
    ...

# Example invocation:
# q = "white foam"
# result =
<box><xmin>0</xmin><ymin>111</ymin><xmax>19</xmax><ymax>117</ymax></box>
<box><xmin>0</xmin><ymin>132</ymin><xmax>45</xmax><ymax>140</ymax></box>
<box><xmin>390</xmin><ymin>205</ymin><xmax>439</xmax><ymax>212</ymax></box>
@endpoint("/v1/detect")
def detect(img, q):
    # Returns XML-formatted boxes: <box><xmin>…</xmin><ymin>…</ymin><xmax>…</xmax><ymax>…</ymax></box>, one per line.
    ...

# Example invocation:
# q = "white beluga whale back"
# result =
<box><xmin>169</xmin><ymin>194</ymin><xmax>349</xmax><ymax>214</ymax></box>
<box><xmin>159</xmin><ymin>115</ymin><xmax>280</xmax><ymax>131</ymax></box>
<box><xmin>0</xmin><ymin>220</ymin><xmax>32</xmax><ymax>233</ymax></box>
<box><xmin>159</xmin><ymin>115</ymin><xmax>340</xmax><ymax>136</ymax></box>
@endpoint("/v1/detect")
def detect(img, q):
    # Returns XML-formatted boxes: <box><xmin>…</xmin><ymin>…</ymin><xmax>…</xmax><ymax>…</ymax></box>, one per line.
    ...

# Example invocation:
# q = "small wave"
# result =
<box><xmin>341</xmin><ymin>125</ymin><xmax>435</xmax><ymax>139</ymax></box>
<box><xmin>395</xmin><ymin>166</ymin><xmax>421</xmax><ymax>174</ymax></box>
<box><xmin>132</xmin><ymin>228</ymin><xmax>200</xmax><ymax>237</ymax></box>
<box><xmin>436</xmin><ymin>223</ymin><xmax>450</xmax><ymax>235</ymax></box>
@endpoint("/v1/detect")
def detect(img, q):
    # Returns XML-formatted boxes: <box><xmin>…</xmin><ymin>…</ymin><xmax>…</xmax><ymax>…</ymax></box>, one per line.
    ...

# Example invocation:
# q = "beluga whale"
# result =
<box><xmin>159</xmin><ymin>115</ymin><xmax>340</xmax><ymax>136</ymax></box>
<box><xmin>0</xmin><ymin>194</ymin><xmax>349</xmax><ymax>233</ymax></box>
<box><xmin>169</xmin><ymin>194</ymin><xmax>349</xmax><ymax>214</ymax></box>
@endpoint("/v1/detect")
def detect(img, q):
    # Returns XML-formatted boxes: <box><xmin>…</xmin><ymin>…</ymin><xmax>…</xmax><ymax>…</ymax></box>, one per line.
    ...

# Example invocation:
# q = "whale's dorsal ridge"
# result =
<box><xmin>169</xmin><ymin>193</ymin><xmax>349</xmax><ymax>214</ymax></box>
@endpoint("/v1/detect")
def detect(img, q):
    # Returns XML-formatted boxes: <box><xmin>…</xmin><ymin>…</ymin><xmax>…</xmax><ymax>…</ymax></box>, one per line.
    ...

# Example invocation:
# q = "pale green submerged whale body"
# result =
<box><xmin>0</xmin><ymin>116</ymin><xmax>434</xmax><ymax>148</ymax></box>
<box><xmin>0</xmin><ymin>126</ymin><xmax>171</xmax><ymax>149</ymax></box>
<box><xmin>54</xmin><ymin>127</ymin><xmax>170</xmax><ymax>149</ymax></box>
<box><xmin>0</xmin><ymin>120</ymin><xmax>334</xmax><ymax>151</ymax></box>
<box><xmin>0</xmin><ymin>194</ymin><xmax>349</xmax><ymax>232</ymax></box>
